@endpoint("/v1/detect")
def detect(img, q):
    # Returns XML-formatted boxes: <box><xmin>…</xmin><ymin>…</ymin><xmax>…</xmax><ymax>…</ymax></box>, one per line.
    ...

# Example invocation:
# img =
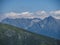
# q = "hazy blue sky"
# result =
<box><xmin>0</xmin><ymin>0</ymin><xmax>60</xmax><ymax>13</ymax></box>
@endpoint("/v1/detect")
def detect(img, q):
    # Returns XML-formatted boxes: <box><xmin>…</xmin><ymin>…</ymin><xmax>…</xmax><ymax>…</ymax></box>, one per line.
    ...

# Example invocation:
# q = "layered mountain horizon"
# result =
<box><xmin>1</xmin><ymin>16</ymin><xmax>60</xmax><ymax>40</ymax></box>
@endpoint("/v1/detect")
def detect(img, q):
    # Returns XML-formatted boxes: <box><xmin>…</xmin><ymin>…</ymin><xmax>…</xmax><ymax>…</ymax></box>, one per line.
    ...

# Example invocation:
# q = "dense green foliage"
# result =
<box><xmin>0</xmin><ymin>23</ymin><xmax>59</xmax><ymax>45</ymax></box>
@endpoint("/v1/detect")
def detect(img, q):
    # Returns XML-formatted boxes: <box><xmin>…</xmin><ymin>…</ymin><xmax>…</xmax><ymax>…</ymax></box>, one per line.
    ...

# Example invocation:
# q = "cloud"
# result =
<box><xmin>35</xmin><ymin>10</ymin><xmax>60</xmax><ymax>19</ymax></box>
<box><xmin>35</xmin><ymin>10</ymin><xmax>49</xmax><ymax>19</ymax></box>
<box><xmin>4</xmin><ymin>11</ymin><xmax>49</xmax><ymax>19</ymax></box>
<box><xmin>0</xmin><ymin>12</ymin><xmax>35</xmax><ymax>21</ymax></box>
<box><xmin>50</xmin><ymin>10</ymin><xmax>60</xmax><ymax>19</ymax></box>
<box><xmin>4</xmin><ymin>12</ymin><xmax>35</xmax><ymax>19</ymax></box>
<box><xmin>0</xmin><ymin>14</ymin><xmax>7</xmax><ymax>22</ymax></box>
<box><xmin>36</xmin><ymin>10</ymin><xmax>47</xmax><ymax>15</ymax></box>
<box><xmin>0</xmin><ymin>10</ymin><xmax>60</xmax><ymax>22</ymax></box>
<box><xmin>50</xmin><ymin>10</ymin><xmax>60</xmax><ymax>15</ymax></box>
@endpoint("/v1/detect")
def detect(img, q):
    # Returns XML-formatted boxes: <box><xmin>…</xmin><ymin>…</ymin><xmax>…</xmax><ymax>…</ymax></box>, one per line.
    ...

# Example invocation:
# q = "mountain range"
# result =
<box><xmin>0</xmin><ymin>23</ymin><xmax>60</xmax><ymax>45</ymax></box>
<box><xmin>1</xmin><ymin>16</ymin><xmax>60</xmax><ymax>40</ymax></box>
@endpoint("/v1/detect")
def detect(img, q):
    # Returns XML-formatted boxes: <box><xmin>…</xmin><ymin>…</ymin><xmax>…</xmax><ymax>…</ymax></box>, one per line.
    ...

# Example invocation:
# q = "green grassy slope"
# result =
<box><xmin>0</xmin><ymin>23</ymin><xmax>59</xmax><ymax>45</ymax></box>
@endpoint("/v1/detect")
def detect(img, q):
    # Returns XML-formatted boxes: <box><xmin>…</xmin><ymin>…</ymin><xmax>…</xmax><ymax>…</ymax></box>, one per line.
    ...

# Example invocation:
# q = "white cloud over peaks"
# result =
<box><xmin>35</xmin><ymin>11</ymin><xmax>49</xmax><ymax>19</ymax></box>
<box><xmin>2</xmin><ymin>11</ymin><xmax>48</xmax><ymax>20</ymax></box>
<box><xmin>50</xmin><ymin>10</ymin><xmax>60</xmax><ymax>19</ymax></box>
<box><xmin>1</xmin><ymin>10</ymin><xmax>60</xmax><ymax>22</ymax></box>
<box><xmin>50</xmin><ymin>10</ymin><xmax>60</xmax><ymax>15</ymax></box>
<box><xmin>0</xmin><ymin>14</ymin><xmax>8</xmax><ymax>22</ymax></box>
<box><xmin>36</xmin><ymin>11</ymin><xmax>47</xmax><ymax>15</ymax></box>
<box><xmin>5</xmin><ymin>12</ymin><xmax>35</xmax><ymax>19</ymax></box>
<box><xmin>3</xmin><ymin>10</ymin><xmax>60</xmax><ymax>20</ymax></box>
